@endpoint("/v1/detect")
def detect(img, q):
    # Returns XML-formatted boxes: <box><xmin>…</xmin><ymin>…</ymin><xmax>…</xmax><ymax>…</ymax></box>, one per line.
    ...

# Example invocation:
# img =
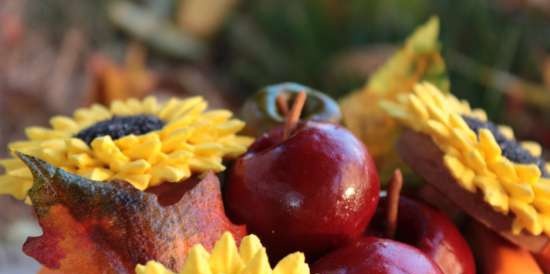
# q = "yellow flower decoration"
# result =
<box><xmin>135</xmin><ymin>232</ymin><xmax>310</xmax><ymax>274</ymax></box>
<box><xmin>382</xmin><ymin>82</ymin><xmax>550</xmax><ymax>237</ymax></box>
<box><xmin>0</xmin><ymin>96</ymin><xmax>253</xmax><ymax>199</ymax></box>
<box><xmin>340</xmin><ymin>16</ymin><xmax>449</xmax><ymax>181</ymax></box>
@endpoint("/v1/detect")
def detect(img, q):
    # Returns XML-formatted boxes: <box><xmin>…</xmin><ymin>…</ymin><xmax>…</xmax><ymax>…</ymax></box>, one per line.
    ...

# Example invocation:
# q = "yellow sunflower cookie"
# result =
<box><xmin>0</xmin><ymin>96</ymin><xmax>253</xmax><ymax>199</ymax></box>
<box><xmin>382</xmin><ymin>82</ymin><xmax>550</xmax><ymax>237</ymax></box>
<box><xmin>135</xmin><ymin>232</ymin><xmax>310</xmax><ymax>274</ymax></box>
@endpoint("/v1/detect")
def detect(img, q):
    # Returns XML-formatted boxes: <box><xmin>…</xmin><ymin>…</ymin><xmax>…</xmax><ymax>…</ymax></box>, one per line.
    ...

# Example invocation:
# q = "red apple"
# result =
<box><xmin>312</xmin><ymin>237</ymin><xmax>443</xmax><ymax>274</ymax></box>
<box><xmin>225</xmin><ymin>121</ymin><xmax>380</xmax><ymax>260</ymax></box>
<box><xmin>369</xmin><ymin>196</ymin><xmax>476</xmax><ymax>274</ymax></box>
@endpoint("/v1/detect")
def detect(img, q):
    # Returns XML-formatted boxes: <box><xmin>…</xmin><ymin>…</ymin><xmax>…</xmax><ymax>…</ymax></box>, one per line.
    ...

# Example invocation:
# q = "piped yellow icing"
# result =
<box><xmin>0</xmin><ymin>97</ymin><xmax>253</xmax><ymax>199</ymax></box>
<box><xmin>135</xmin><ymin>232</ymin><xmax>310</xmax><ymax>274</ymax></box>
<box><xmin>382</xmin><ymin>82</ymin><xmax>550</xmax><ymax>237</ymax></box>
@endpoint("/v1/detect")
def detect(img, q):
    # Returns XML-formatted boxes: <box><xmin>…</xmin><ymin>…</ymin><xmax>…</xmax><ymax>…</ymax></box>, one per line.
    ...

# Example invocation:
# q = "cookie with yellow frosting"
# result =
<box><xmin>382</xmin><ymin>82</ymin><xmax>550</xmax><ymax>252</ymax></box>
<box><xmin>135</xmin><ymin>232</ymin><xmax>310</xmax><ymax>274</ymax></box>
<box><xmin>0</xmin><ymin>96</ymin><xmax>253</xmax><ymax>199</ymax></box>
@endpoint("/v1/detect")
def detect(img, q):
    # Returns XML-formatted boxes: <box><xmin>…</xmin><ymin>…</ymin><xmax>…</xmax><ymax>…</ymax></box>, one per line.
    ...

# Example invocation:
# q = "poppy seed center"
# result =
<box><xmin>75</xmin><ymin>115</ymin><xmax>165</xmax><ymax>145</ymax></box>
<box><xmin>462</xmin><ymin>115</ymin><xmax>549</xmax><ymax>178</ymax></box>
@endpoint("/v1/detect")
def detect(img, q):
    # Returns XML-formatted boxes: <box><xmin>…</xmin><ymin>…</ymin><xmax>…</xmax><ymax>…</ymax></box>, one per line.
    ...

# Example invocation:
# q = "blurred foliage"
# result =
<box><xmin>223</xmin><ymin>0</ymin><xmax>550</xmax><ymax>119</ymax></box>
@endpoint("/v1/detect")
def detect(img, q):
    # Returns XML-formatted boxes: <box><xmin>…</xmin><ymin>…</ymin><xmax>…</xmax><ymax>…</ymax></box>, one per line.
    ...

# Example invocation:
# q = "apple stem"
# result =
<box><xmin>283</xmin><ymin>91</ymin><xmax>307</xmax><ymax>139</ymax></box>
<box><xmin>276</xmin><ymin>93</ymin><xmax>290</xmax><ymax>117</ymax></box>
<box><xmin>386</xmin><ymin>169</ymin><xmax>403</xmax><ymax>239</ymax></box>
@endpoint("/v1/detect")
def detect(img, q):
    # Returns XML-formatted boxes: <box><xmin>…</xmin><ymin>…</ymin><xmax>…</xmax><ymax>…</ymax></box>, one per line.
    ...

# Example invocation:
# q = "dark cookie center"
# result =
<box><xmin>462</xmin><ymin>115</ymin><xmax>549</xmax><ymax>178</ymax></box>
<box><xmin>75</xmin><ymin>115</ymin><xmax>165</xmax><ymax>145</ymax></box>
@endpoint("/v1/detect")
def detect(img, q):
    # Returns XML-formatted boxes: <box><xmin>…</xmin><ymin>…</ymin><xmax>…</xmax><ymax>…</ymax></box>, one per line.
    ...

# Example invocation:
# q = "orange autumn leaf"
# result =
<box><xmin>87</xmin><ymin>43</ymin><xmax>156</xmax><ymax>105</ymax></box>
<box><xmin>18</xmin><ymin>153</ymin><xmax>246</xmax><ymax>274</ymax></box>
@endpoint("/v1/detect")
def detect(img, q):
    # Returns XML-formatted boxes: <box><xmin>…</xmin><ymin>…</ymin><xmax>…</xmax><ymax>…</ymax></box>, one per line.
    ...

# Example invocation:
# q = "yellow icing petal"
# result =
<box><xmin>425</xmin><ymin>100</ymin><xmax>449</xmax><ymax>124</ymax></box>
<box><xmin>474</xmin><ymin>176</ymin><xmax>508</xmax><ymax>213</ymax></box>
<box><xmin>69</xmin><ymin>153</ymin><xmax>99</xmax><ymax>168</ymax></box>
<box><xmin>408</xmin><ymin>94</ymin><xmax>429</xmax><ymax>121</ymax></box>
<box><xmin>210</xmin><ymin>232</ymin><xmax>245</xmax><ymax>274</ymax></box>
<box><xmin>50</xmin><ymin>116</ymin><xmax>78</xmax><ymax>132</ymax></box>
<box><xmin>498</xmin><ymin>125</ymin><xmax>514</xmax><ymax>139</ymax></box>
<box><xmin>533</xmin><ymin>197</ymin><xmax>550</xmax><ymax>215</ymax></box>
<box><xmin>115</xmin><ymin>135</ymin><xmax>141</xmax><ymax>150</ymax></box>
<box><xmin>136</xmin><ymin>261</ymin><xmax>176</xmax><ymax>274</ymax></box>
<box><xmin>66</xmin><ymin>138</ymin><xmax>90</xmax><ymax>154</ymax></box>
<box><xmin>124</xmin><ymin>137</ymin><xmax>162</xmax><ymax>161</ymax></box>
<box><xmin>115</xmin><ymin>173</ymin><xmax>152</xmax><ymax>190</ymax></box>
<box><xmin>162</xmin><ymin>129</ymin><xmax>193</xmax><ymax>152</ymax></box>
<box><xmin>478</xmin><ymin>129</ymin><xmax>501</xmax><ymax>163</ymax></box>
<box><xmin>77</xmin><ymin>167</ymin><xmax>113</xmax><ymax>181</ymax></box>
<box><xmin>514</xmin><ymin>164</ymin><xmax>541</xmax><ymax>185</ymax></box>
<box><xmin>239</xmin><ymin>235</ymin><xmax>263</xmax><ymax>264</ymax></box>
<box><xmin>216</xmin><ymin>120</ymin><xmax>247</xmax><ymax>137</ymax></box>
<box><xmin>273</xmin><ymin>253</ymin><xmax>309</xmax><ymax>274</ymax></box>
<box><xmin>448</xmin><ymin>113</ymin><xmax>471</xmax><ymax>133</ymax></box>
<box><xmin>464</xmin><ymin>149</ymin><xmax>487</xmax><ymax>173</ymax></box>
<box><xmin>414</xmin><ymin>84</ymin><xmax>437</xmax><ymax>110</ymax></box>
<box><xmin>40</xmin><ymin>148</ymin><xmax>66</xmax><ymax>166</ymax></box>
<box><xmin>7</xmin><ymin>167</ymin><xmax>32</xmax><ymax>178</ymax></box>
<box><xmin>521</xmin><ymin>142</ymin><xmax>542</xmax><ymax>157</ymax></box>
<box><xmin>501</xmin><ymin>181</ymin><xmax>534</xmax><ymax>203</ymax></box>
<box><xmin>91</xmin><ymin>136</ymin><xmax>130</xmax><ymax>171</ymax></box>
<box><xmin>126</xmin><ymin>98</ymin><xmax>144</xmax><ymax>114</ymax></box>
<box><xmin>180</xmin><ymin>245</ymin><xmax>212</xmax><ymax>274</ymax></box>
<box><xmin>89</xmin><ymin>104</ymin><xmax>112</xmax><ymax>120</ymax></box>
<box><xmin>189</xmin><ymin>157</ymin><xmax>225</xmax><ymax>172</ymax></box>
<box><xmin>0</xmin><ymin>159</ymin><xmax>25</xmax><ymax>171</ymax></box>
<box><xmin>510</xmin><ymin>200</ymin><xmax>543</xmax><ymax>235</ymax></box>
<box><xmin>203</xmin><ymin>110</ymin><xmax>233</xmax><ymax>123</ymax></box>
<box><xmin>111</xmin><ymin>100</ymin><xmax>135</xmax><ymax>116</ymax></box>
<box><xmin>170</xmin><ymin>100</ymin><xmax>207</xmax><ymax>121</ymax></box>
<box><xmin>425</xmin><ymin>119</ymin><xmax>450</xmax><ymax>139</ymax></box>
<box><xmin>489</xmin><ymin>158</ymin><xmax>519</xmax><ymax>184</ymax></box>
<box><xmin>450</xmin><ymin>128</ymin><xmax>474</xmax><ymax>152</ymax></box>
<box><xmin>470</xmin><ymin>109</ymin><xmax>487</xmax><ymax>121</ymax></box>
<box><xmin>241</xmin><ymin>248</ymin><xmax>272</xmax><ymax>274</ymax></box>
<box><xmin>444</xmin><ymin>155</ymin><xmax>476</xmax><ymax>192</ymax></box>
<box><xmin>541</xmin><ymin>214</ymin><xmax>550</xmax><ymax>237</ymax></box>
<box><xmin>0</xmin><ymin>175</ymin><xmax>32</xmax><ymax>200</ymax></box>
<box><xmin>25</xmin><ymin>127</ymin><xmax>67</xmax><ymax>140</ymax></box>
<box><xmin>120</xmin><ymin>160</ymin><xmax>151</xmax><ymax>174</ymax></box>
<box><xmin>142</xmin><ymin>96</ymin><xmax>160</xmax><ymax>114</ymax></box>
<box><xmin>151</xmin><ymin>166</ymin><xmax>189</xmax><ymax>185</ymax></box>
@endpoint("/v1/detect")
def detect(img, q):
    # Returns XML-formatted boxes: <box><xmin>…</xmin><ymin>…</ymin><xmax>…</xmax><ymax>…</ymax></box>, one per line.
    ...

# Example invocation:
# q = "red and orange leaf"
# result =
<box><xmin>18</xmin><ymin>153</ymin><xmax>246</xmax><ymax>274</ymax></box>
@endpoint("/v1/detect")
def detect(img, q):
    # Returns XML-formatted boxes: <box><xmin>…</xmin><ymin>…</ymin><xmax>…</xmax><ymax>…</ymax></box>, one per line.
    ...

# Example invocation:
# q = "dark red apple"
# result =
<box><xmin>225</xmin><ymin>121</ymin><xmax>380</xmax><ymax>260</ymax></box>
<box><xmin>311</xmin><ymin>237</ymin><xmax>443</xmax><ymax>274</ymax></box>
<box><xmin>369</xmin><ymin>196</ymin><xmax>476</xmax><ymax>274</ymax></box>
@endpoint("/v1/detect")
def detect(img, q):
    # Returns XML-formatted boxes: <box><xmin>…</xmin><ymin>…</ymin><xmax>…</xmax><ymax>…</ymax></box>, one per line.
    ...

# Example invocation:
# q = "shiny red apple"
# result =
<box><xmin>312</xmin><ymin>237</ymin><xmax>443</xmax><ymax>274</ymax></box>
<box><xmin>225</xmin><ymin>121</ymin><xmax>380</xmax><ymax>260</ymax></box>
<box><xmin>369</xmin><ymin>196</ymin><xmax>476</xmax><ymax>274</ymax></box>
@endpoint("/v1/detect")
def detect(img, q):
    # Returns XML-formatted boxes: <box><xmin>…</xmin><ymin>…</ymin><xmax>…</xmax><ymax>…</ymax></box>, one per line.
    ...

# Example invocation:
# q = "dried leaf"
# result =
<box><xmin>18</xmin><ymin>153</ymin><xmax>246</xmax><ymax>274</ymax></box>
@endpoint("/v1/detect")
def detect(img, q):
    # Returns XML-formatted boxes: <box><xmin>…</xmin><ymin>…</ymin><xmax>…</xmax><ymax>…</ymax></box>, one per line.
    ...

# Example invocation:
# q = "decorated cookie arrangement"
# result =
<box><xmin>1</xmin><ymin>17</ymin><xmax>549</xmax><ymax>274</ymax></box>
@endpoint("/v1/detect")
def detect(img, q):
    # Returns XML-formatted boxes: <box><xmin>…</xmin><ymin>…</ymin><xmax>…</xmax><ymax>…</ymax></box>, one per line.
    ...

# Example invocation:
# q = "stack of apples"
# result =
<box><xmin>224</xmin><ymin>87</ymin><xmax>476</xmax><ymax>274</ymax></box>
